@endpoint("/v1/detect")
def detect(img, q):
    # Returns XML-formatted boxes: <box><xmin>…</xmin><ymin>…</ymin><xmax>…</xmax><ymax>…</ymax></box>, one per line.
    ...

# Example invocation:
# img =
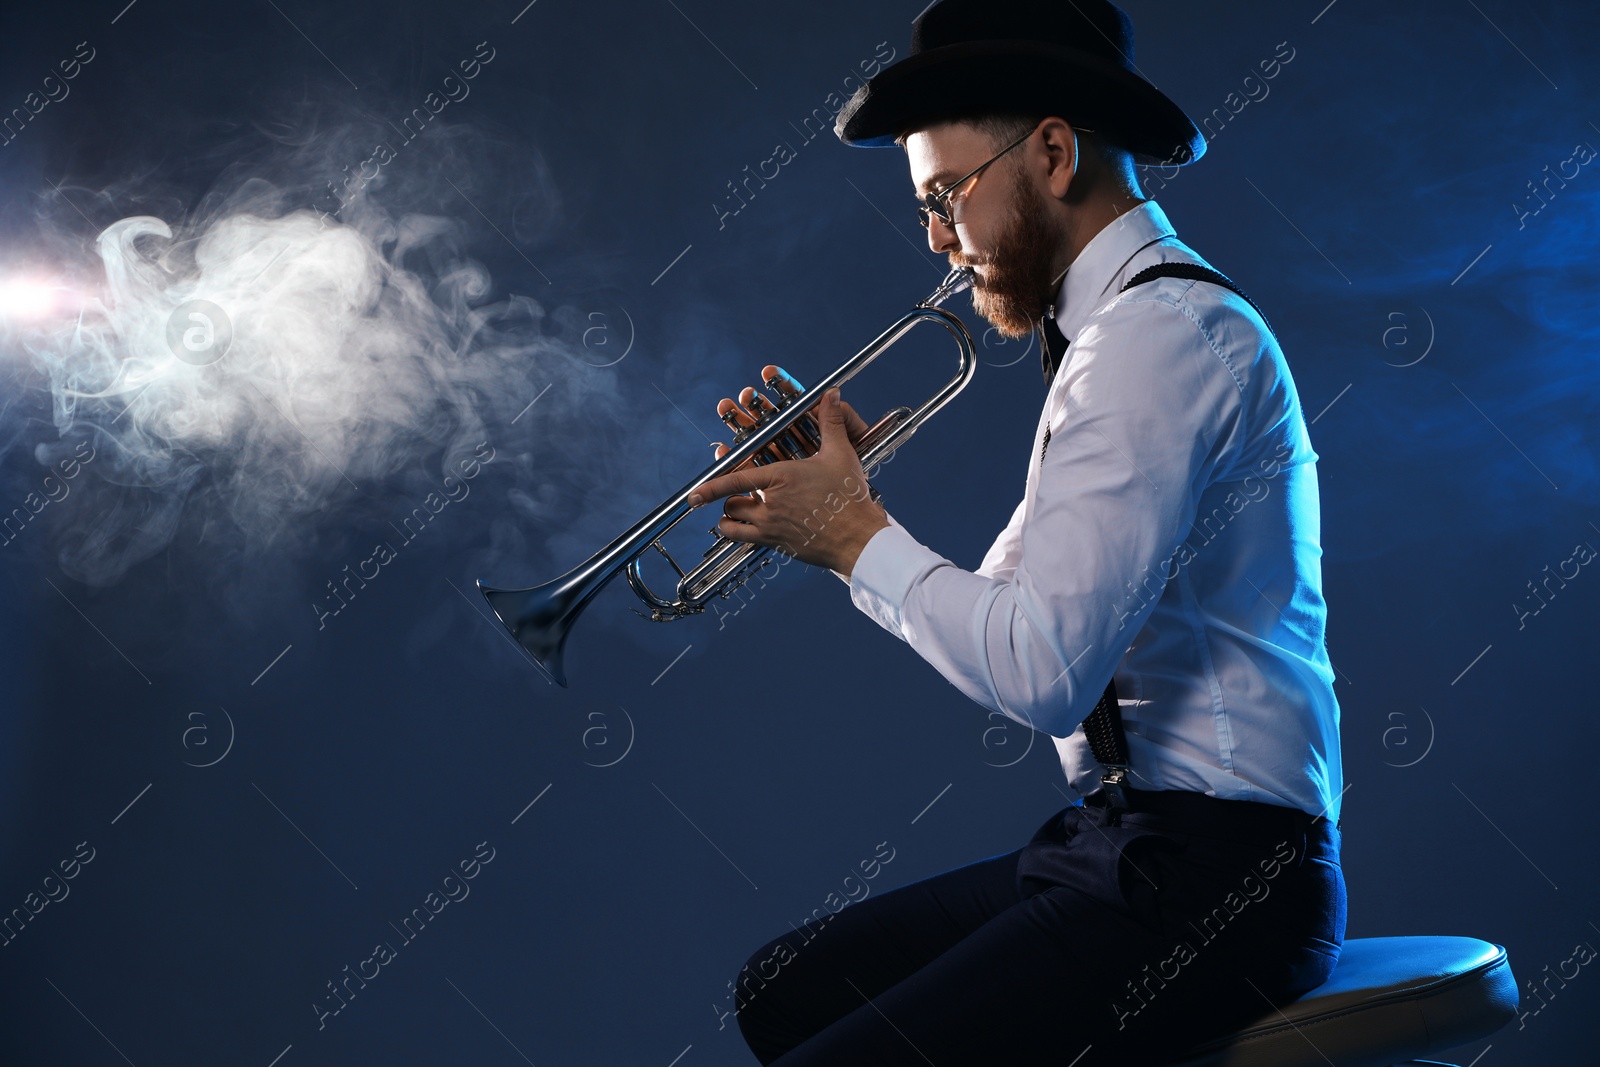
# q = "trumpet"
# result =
<box><xmin>476</xmin><ymin>267</ymin><xmax>977</xmax><ymax>686</ymax></box>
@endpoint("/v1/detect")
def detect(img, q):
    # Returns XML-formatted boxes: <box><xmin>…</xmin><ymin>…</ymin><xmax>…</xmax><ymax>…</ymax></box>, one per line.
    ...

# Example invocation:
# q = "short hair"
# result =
<box><xmin>902</xmin><ymin>113</ymin><xmax>1143</xmax><ymax>197</ymax></box>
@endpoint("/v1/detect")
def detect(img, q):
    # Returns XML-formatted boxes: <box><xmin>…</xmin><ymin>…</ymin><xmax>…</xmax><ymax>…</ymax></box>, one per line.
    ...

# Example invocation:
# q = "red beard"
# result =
<box><xmin>957</xmin><ymin>175</ymin><xmax>1061</xmax><ymax>340</ymax></box>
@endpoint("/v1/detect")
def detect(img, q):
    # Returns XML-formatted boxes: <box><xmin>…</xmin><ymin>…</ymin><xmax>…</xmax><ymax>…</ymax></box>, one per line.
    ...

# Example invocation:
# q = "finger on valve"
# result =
<box><xmin>738</xmin><ymin>386</ymin><xmax>807</xmax><ymax>461</ymax></box>
<box><xmin>761</xmin><ymin>365</ymin><xmax>824</xmax><ymax>452</ymax></box>
<box><xmin>763</xmin><ymin>364</ymin><xmax>869</xmax><ymax>447</ymax></box>
<box><xmin>717</xmin><ymin>395</ymin><xmax>789</xmax><ymax>465</ymax></box>
<box><xmin>716</xmin><ymin>397</ymin><xmax>766</xmax><ymax>462</ymax></box>
<box><xmin>744</xmin><ymin>387</ymin><xmax>812</xmax><ymax>460</ymax></box>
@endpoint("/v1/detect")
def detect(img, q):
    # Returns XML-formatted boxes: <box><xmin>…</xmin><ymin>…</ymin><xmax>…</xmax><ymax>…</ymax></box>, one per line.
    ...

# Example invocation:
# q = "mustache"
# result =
<box><xmin>948</xmin><ymin>255</ymin><xmax>992</xmax><ymax>281</ymax></box>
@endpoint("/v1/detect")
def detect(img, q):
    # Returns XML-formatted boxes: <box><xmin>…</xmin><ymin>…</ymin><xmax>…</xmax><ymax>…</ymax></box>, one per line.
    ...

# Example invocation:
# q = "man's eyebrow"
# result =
<box><xmin>917</xmin><ymin>171</ymin><xmax>959</xmax><ymax>196</ymax></box>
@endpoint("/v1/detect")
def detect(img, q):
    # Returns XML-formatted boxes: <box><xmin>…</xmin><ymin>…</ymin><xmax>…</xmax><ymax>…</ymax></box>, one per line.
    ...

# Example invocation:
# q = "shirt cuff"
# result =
<box><xmin>829</xmin><ymin>509</ymin><xmax>902</xmax><ymax>584</ymax></box>
<box><xmin>848</xmin><ymin>522</ymin><xmax>947</xmax><ymax>637</ymax></box>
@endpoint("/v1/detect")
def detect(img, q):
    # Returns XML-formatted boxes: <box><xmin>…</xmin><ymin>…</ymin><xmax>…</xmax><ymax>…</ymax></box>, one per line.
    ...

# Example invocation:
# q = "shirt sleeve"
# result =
<box><xmin>846</xmin><ymin>499</ymin><xmax>1024</xmax><ymax>586</ymax></box>
<box><xmin>847</xmin><ymin>295</ymin><xmax>1245</xmax><ymax>736</ymax></box>
<box><xmin>976</xmin><ymin>497</ymin><xmax>1028</xmax><ymax>582</ymax></box>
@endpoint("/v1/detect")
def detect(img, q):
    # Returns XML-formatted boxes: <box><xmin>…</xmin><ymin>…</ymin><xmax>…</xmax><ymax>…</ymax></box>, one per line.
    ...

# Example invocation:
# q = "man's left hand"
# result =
<box><xmin>687</xmin><ymin>388</ymin><xmax>890</xmax><ymax>577</ymax></box>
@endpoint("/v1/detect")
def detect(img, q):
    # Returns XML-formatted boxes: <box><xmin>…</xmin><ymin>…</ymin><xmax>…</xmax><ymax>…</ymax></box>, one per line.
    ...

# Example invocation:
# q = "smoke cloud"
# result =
<box><xmin>6</xmin><ymin>148</ymin><xmax>606</xmax><ymax>586</ymax></box>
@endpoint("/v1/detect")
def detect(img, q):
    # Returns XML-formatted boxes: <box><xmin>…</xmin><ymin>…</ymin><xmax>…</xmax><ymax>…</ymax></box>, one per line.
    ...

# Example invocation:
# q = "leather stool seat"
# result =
<box><xmin>1168</xmin><ymin>935</ymin><xmax>1518</xmax><ymax>1067</ymax></box>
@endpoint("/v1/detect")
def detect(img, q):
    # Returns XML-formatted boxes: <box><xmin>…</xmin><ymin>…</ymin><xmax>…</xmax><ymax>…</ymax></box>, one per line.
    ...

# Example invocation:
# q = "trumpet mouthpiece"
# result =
<box><xmin>922</xmin><ymin>267</ymin><xmax>976</xmax><ymax>308</ymax></box>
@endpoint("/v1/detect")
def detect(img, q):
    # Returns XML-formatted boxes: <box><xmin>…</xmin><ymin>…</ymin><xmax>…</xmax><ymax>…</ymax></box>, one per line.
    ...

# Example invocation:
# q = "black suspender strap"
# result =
<box><xmin>1081</xmin><ymin>680</ymin><xmax>1131</xmax><ymax>809</ymax></box>
<box><xmin>1068</xmin><ymin>261</ymin><xmax>1275</xmax><ymax>811</ymax></box>
<box><xmin>1120</xmin><ymin>262</ymin><xmax>1278</xmax><ymax>340</ymax></box>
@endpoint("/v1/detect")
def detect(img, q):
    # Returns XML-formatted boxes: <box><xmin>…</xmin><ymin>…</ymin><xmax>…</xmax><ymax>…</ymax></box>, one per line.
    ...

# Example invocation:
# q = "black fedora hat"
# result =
<box><xmin>834</xmin><ymin>0</ymin><xmax>1204</xmax><ymax>166</ymax></box>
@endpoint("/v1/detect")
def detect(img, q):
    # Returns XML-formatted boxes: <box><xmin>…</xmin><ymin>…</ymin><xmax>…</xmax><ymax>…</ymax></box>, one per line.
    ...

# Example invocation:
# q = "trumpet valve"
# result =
<box><xmin>760</xmin><ymin>368</ymin><xmax>822</xmax><ymax>451</ymax></box>
<box><xmin>748</xmin><ymin>394</ymin><xmax>808</xmax><ymax>459</ymax></box>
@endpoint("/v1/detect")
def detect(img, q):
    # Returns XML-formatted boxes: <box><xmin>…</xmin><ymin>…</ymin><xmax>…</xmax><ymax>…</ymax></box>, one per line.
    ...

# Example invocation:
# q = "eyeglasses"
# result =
<box><xmin>913</xmin><ymin>124</ymin><xmax>1096</xmax><ymax>229</ymax></box>
<box><xmin>915</xmin><ymin>128</ymin><xmax>1034</xmax><ymax>229</ymax></box>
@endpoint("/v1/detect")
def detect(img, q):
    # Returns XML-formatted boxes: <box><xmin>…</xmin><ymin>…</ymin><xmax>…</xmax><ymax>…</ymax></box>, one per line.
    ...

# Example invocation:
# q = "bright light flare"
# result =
<box><xmin>0</xmin><ymin>276</ymin><xmax>69</xmax><ymax>321</ymax></box>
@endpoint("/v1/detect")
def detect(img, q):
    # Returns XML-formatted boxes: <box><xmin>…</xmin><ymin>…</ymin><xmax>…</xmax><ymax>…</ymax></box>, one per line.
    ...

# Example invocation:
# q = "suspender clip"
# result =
<box><xmin>1099</xmin><ymin>766</ymin><xmax>1131</xmax><ymax>816</ymax></box>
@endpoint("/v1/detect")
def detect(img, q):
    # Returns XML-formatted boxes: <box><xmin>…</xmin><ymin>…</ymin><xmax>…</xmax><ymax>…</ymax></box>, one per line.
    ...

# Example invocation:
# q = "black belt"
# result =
<box><xmin>1082</xmin><ymin>784</ymin><xmax>1326</xmax><ymax>838</ymax></box>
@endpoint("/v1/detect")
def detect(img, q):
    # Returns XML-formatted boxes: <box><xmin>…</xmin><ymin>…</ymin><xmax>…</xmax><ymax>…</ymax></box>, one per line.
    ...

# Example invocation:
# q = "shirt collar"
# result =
<box><xmin>1049</xmin><ymin>200</ymin><xmax>1177</xmax><ymax>345</ymax></box>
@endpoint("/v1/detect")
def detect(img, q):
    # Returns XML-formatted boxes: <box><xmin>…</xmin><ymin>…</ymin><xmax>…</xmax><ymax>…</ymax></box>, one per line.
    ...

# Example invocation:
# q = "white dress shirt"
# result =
<box><xmin>848</xmin><ymin>200</ymin><xmax>1343</xmax><ymax>821</ymax></box>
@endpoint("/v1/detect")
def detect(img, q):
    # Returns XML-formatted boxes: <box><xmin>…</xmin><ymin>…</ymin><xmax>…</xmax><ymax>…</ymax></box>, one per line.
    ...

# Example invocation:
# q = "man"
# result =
<box><xmin>688</xmin><ymin>1</ymin><xmax>1345</xmax><ymax>1063</ymax></box>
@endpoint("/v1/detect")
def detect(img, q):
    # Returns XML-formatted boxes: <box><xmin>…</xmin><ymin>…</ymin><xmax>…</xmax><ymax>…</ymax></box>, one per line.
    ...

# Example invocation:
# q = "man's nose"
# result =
<box><xmin>927</xmin><ymin>214</ymin><xmax>960</xmax><ymax>254</ymax></box>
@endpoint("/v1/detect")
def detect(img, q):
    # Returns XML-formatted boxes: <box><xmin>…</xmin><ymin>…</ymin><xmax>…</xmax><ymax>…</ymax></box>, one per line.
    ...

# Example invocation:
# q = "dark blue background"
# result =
<box><xmin>1</xmin><ymin>1</ymin><xmax>1596</xmax><ymax>1063</ymax></box>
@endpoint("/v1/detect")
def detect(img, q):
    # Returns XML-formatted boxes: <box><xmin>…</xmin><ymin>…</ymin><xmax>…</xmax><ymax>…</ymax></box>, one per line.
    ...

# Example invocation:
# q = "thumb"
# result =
<box><xmin>817</xmin><ymin>388</ymin><xmax>850</xmax><ymax>451</ymax></box>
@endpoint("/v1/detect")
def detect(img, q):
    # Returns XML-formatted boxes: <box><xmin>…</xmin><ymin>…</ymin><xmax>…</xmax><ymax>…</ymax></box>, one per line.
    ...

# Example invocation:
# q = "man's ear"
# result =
<box><xmin>1036</xmin><ymin>117</ymin><xmax>1081</xmax><ymax>200</ymax></box>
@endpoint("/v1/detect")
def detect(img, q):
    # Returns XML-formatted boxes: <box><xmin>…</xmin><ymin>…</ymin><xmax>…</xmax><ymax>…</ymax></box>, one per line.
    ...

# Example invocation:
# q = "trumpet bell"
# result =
<box><xmin>477</xmin><ymin>576</ymin><xmax>584</xmax><ymax>686</ymax></box>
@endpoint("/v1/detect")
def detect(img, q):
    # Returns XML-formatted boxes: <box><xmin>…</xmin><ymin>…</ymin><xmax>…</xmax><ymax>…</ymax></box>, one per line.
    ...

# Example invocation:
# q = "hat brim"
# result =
<box><xmin>834</xmin><ymin>40</ymin><xmax>1204</xmax><ymax>167</ymax></box>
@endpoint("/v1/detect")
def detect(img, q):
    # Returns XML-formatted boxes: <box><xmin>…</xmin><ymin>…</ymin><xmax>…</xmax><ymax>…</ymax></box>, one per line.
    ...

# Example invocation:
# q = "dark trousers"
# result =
<box><xmin>733</xmin><ymin>792</ymin><xmax>1346</xmax><ymax>1066</ymax></box>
